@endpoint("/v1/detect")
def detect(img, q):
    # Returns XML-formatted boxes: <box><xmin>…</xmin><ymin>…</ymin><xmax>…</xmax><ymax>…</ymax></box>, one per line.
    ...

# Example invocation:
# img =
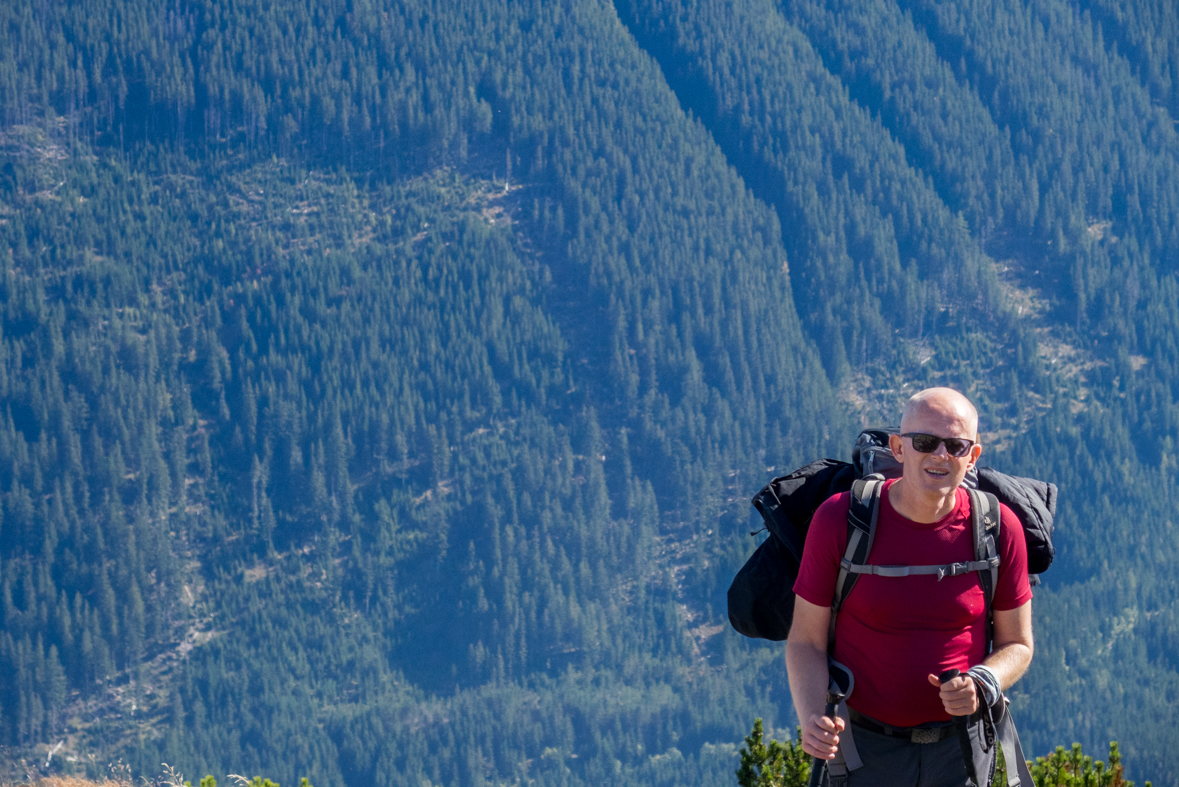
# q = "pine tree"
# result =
<box><xmin>735</xmin><ymin>719</ymin><xmax>810</xmax><ymax>787</ymax></box>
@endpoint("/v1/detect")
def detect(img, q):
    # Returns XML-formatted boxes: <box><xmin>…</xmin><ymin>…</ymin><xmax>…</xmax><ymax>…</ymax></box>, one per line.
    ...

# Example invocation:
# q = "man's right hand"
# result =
<box><xmin>801</xmin><ymin>712</ymin><xmax>846</xmax><ymax>759</ymax></box>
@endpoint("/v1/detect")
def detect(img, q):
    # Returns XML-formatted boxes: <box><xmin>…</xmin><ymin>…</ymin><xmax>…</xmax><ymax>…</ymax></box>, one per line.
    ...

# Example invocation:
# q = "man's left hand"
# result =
<box><xmin>927</xmin><ymin>673</ymin><xmax>978</xmax><ymax>716</ymax></box>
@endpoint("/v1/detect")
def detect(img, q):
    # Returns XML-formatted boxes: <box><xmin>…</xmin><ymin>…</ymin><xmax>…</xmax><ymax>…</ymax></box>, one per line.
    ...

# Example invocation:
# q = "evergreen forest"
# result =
<box><xmin>0</xmin><ymin>0</ymin><xmax>1177</xmax><ymax>783</ymax></box>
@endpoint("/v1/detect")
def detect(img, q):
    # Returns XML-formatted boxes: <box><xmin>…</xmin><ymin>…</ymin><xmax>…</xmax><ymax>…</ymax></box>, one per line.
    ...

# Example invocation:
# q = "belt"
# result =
<box><xmin>848</xmin><ymin>708</ymin><xmax>961</xmax><ymax>744</ymax></box>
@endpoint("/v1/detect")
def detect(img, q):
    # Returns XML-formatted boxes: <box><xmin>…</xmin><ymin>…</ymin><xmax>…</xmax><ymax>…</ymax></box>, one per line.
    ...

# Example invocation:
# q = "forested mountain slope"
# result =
<box><xmin>0</xmin><ymin>0</ymin><xmax>1177</xmax><ymax>784</ymax></box>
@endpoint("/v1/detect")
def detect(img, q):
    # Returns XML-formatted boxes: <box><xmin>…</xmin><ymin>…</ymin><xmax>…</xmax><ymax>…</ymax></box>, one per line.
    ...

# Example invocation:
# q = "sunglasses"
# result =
<box><xmin>900</xmin><ymin>432</ymin><xmax>976</xmax><ymax>458</ymax></box>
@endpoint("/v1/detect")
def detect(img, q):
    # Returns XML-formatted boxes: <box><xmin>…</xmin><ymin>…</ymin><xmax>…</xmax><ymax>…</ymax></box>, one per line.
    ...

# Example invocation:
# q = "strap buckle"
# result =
<box><xmin>936</xmin><ymin>562</ymin><xmax>971</xmax><ymax>581</ymax></box>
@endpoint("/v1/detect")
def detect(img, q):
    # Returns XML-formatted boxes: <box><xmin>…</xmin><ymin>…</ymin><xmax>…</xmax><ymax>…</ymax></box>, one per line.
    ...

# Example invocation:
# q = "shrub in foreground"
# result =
<box><xmin>737</xmin><ymin>718</ymin><xmax>1151</xmax><ymax>787</ymax></box>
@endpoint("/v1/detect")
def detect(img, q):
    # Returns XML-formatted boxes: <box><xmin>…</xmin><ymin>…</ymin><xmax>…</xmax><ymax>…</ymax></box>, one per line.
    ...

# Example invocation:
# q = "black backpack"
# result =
<box><xmin>727</xmin><ymin>429</ymin><xmax>1057</xmax><ymax>641</ymax></box>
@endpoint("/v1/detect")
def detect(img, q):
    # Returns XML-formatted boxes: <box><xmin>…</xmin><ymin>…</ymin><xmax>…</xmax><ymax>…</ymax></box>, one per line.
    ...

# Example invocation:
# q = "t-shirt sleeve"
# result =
<box><xmin>793</xmin><ymin>492</ymin><xmax>852</xmax><ymax>608</ymax></box>
<box><xmin>993</xmin><ymin>502</ymin><xmax>1034</xmax><ymax>611</ymax></box>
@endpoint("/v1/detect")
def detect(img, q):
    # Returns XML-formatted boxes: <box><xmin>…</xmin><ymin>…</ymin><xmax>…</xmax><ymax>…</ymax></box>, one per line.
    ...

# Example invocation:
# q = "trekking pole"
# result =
<box><xmin>808</xmin><ymin>688</ymin><xmax>846</xmax><ymax>787</ymax></box>
<box><xmin>940</xmin><ymin>669</ymin><xmax>980</xmax><ymax>787</ymax></box>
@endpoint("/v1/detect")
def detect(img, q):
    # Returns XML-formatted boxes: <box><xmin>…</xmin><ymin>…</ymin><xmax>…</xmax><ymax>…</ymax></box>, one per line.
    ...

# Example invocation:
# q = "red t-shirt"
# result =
<box><xmin>793</xmin><ymin>479</ymin><xmax>1032</xmax><ymax>727</ymax></box>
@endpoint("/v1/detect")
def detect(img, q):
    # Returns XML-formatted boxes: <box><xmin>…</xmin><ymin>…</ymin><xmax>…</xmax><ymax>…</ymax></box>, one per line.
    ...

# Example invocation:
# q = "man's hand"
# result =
<box><xmin>927</xmin><ymin>673</ymin><xmax>979</xmax><ymax>716</ymax></box>
<box><xmin>801</xmin><ymin>712</ymin><xmax>846</xmax><ymax>759</ymax></box>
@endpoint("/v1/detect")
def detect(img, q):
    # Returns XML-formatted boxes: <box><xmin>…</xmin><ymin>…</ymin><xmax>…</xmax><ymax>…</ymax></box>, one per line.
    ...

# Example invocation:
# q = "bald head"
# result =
<box><xmin>900</xmin><ymin>387</ymin><xmax>979</xmax><ymax>438</ymax></box>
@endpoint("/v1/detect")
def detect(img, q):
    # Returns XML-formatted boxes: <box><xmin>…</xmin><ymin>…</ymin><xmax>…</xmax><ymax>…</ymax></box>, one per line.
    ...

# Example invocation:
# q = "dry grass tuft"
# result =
<box><xmin>8</xmin><ymin>760</ymin><xmax>190</xmax><ymax>787</ymax></box>
<box><xmin>20</xmin><ymin>780</ymin><xmax>127</xmax><ymax>787</ymax></box>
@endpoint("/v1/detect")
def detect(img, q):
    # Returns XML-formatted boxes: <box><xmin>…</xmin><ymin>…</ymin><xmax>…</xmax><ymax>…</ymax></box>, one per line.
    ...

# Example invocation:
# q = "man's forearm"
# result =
<box><xmin>981</xmin><ymin>601</ymin><xmax>1034</xmax><ymax>695</ymax></box>
<box><xmin>981</xmin><ymin>641</ymin><xmax>1033</xmax><ymax>691</ymax></box>
<box><xmin>786</xmin><ymin>639</ymin><xmax>830</xmax><ymax>724</ymax></box>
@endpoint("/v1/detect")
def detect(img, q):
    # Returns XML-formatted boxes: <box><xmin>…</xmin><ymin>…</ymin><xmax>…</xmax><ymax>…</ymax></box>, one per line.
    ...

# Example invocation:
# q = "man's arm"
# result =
<box><xmin>786</xmin><ymin>596</ymin><xmax>845</xmax><ymax>758</ymax></box>
<box><xmin>930</xmin><ymin>600</ymin><xmax>1034</xmax><ymax>715</ymax></box>
<box><xmin>985</xmin><ymin>601</ymin><xmax>1035</xmax><ymax>684</ymax></box>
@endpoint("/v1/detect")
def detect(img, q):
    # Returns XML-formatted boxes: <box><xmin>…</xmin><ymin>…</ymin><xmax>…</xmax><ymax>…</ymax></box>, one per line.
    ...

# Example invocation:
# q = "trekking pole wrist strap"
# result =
<box><xmin>966</xmin><ymin>664</ymin><xmax>1003</xmax><ymax>710</ymax></box>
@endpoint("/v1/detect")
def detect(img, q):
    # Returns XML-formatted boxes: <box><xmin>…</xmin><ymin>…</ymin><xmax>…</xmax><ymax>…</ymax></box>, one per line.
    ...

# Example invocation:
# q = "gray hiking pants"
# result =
<box><xmin>840</xmin><ymin>717</ymin><xmax>995</xmax><ymax>787</ymax></box>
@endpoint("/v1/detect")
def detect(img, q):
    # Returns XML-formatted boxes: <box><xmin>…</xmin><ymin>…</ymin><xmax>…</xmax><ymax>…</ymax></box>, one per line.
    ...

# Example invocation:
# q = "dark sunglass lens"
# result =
<box><xmin>910</xmin><ymin>433</ymin><xmax>939</xmax><ymax>453</ymax></box>
<box><xmin>943</xmin><ymin>438</ymin><xmax>971</xmax><ymax>457</ymax></box>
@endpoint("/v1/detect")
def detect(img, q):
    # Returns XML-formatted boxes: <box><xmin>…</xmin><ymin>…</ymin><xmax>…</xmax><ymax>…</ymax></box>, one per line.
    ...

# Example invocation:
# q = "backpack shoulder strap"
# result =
<box><xmin>966</xmin><ymin>488</ymin><xmax>1002</xmax><ymax>654</ymax></box>
<box><xmin>829</xmin><ymin>476</ymin><xmax>884</xmax><ymax>650</ymax></box>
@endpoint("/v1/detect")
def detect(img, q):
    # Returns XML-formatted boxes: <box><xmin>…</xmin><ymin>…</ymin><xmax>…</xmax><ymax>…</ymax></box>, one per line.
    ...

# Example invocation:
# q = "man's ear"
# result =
<box><xmin>968</xmin><ymin>442</ymin><xmax>982</xmax><ymax>467</ymax></box>
<box><xmin>889</xmin><ymin>433</ymin><xmax>905</xmax><ymax>461</ymax></box>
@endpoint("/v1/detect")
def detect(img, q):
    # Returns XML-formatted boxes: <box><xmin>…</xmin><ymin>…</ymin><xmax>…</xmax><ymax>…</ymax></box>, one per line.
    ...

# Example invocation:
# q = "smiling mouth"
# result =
<box><xmin>925</xmin><ymin>468</ymin><xmax>950</xmax><ymax>477</ymax></box>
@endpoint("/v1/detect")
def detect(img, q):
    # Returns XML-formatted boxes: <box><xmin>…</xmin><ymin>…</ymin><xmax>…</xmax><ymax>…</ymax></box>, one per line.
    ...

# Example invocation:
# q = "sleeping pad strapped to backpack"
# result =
<box><xmin>727</xmin><ymin>428</ymin><xmax>1057</xmax><ymax>642</ymax></box>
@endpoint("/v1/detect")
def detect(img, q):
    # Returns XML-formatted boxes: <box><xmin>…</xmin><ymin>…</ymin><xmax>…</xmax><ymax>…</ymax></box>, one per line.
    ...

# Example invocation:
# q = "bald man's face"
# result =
<box><xmin>888</xmin><ymin>397</ymin><xmax>982</xmax><ymax>503</ymax></box>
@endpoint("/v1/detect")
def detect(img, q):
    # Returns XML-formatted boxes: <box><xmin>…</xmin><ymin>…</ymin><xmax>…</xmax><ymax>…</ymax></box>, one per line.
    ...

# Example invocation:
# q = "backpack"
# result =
<box><xmin>727</xmin><ymin>429</ymin><xmax>1057</xmax><ymax>642</ymax></box>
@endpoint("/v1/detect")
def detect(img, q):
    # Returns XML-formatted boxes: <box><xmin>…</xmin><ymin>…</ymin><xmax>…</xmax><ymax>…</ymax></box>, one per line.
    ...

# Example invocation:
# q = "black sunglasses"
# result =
<box><xmin>900</xmin><ymin>432</ymin><xmax>976</xmax><ymax>458</ymax></box>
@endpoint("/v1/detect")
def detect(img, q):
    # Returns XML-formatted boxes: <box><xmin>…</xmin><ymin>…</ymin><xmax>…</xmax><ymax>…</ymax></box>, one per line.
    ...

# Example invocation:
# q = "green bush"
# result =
<box><xmin>1028</xmin><ymin>742</ymin><xmax>1150</xmax><ymax>787</ymax></box>
<box><xmin>737</xmin><ymin>720</ymin><xmax>1151</xmax><ymax>787</ymax></box>
<box><xmin>190</xmin><ymin>778</ymin><xmax>314</xmax><ymax>787</ymax></box>
<box><xmin>735</xmin><ymin>718</ymin><xmax>811</xmax><ymax>787</ymax></box>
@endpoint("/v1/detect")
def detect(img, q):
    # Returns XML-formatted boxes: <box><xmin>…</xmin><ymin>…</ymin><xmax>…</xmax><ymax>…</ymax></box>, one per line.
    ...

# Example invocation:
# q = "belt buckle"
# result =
<box><xmin>910</xmin><ymin>727</ymin><xmax>941</xmax><ymax>745</ymax></box>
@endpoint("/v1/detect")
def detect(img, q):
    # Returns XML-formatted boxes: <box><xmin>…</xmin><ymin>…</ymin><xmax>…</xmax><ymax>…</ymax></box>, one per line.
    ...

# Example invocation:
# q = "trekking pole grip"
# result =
<box><xmin>808</xmin><ymin>690</ymin><xmax>845</xmax><ymax>787</ymax></box>
<box><xmin>938</xmin><ymin>669</ymin><xmax>963</xmax><ymax>715</ymax></box>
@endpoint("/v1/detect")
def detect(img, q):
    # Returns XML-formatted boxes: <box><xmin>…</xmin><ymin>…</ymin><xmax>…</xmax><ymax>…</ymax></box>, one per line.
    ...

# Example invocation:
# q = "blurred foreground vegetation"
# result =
<box><xmin>736</xmin><ymin>719</ymin><xmax>1152</xmax><ymax>787</ymax></box>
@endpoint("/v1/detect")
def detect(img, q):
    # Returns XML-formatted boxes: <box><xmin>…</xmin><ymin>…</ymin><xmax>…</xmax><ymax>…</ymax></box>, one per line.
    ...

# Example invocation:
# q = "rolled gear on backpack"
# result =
<box><xmin>729</xmin><ymin>458</ymin><xmax>855</xmax><ymax>640</ymax></box>
<box><xmin>975</xmin><ymin>468</ymin><xmax>1055</xmax><ymax>580</ymax></box>
<box><xmin>725</xmin><ymin>531</ymin><xmax>798</xmax><ymax>641</ymax></box>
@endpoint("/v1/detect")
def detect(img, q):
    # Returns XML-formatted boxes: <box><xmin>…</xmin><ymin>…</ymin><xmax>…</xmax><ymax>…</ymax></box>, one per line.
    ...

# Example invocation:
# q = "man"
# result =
<box><xmin>786</xmin><ymin>387</ymin><xmax>1034</xmax><ymax>786</ymax></box>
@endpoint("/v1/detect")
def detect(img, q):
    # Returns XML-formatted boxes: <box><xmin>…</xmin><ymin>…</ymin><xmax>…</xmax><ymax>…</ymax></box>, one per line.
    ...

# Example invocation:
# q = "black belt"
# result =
<box><xmin>848</xmin><ymin>708</ymin><xmax>964</xmax><ymax>744</ymax></box>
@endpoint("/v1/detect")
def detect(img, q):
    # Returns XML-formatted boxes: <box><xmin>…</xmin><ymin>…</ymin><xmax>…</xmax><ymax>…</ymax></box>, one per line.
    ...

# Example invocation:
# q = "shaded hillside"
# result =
<box><xmin>0</xmin><ymin>0</ymin><xmax>1178</xmax><ymax>784</ymax></box>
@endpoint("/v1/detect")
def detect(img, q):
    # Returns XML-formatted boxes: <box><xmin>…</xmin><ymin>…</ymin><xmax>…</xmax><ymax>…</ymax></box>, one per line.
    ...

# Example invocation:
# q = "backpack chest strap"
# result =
<box><xmin>839</xmin><ymin>556</ymin><xmax>999</xmax><ymax>580</ymax></box>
